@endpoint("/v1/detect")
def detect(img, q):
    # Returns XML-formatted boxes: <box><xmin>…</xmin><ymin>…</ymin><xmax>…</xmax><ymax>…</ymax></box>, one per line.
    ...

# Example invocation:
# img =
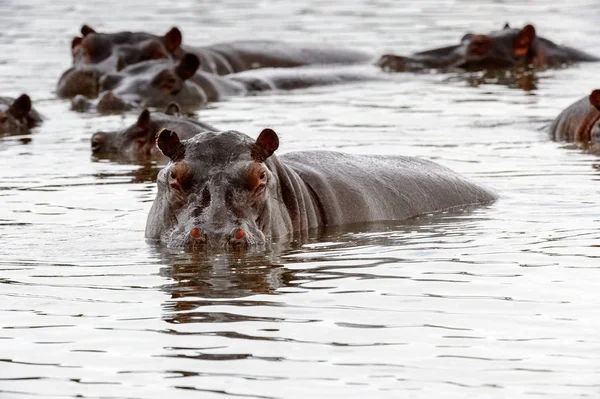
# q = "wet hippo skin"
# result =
<box><xmin>550</xmin><ymin>90</ymin><xmax>600</xmax><ymax>143</ymax></box>
<box><xmin>145</xmin><ymin>128</ymin><xmax>497</xmax><ymax>249</ymax></box>
<box><xmin>78</xmin><ymin>54</ymin><xmax>388</xmax><ymax>113</ymax></box>
<box><xmin>90</xmin><ymin>103</ymin><xmax>217</xmax><ymax>157</ymax></box>
<box><xmin>0</xmin><ymin>94</ymin><xmax>43</xmax><ymax>135</ymax></box>
<box><xmin>377</xmin><ymin>23</ymin><xmax>598</xmax><ymax>73</ymax></box>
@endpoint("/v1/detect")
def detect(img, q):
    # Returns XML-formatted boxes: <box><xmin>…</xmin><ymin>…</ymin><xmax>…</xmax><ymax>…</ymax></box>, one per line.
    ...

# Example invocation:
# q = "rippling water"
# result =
<box><xmin>1</xmin><ymin>0</ymin><xmax>600</xmax><ymax>398</ymax></box>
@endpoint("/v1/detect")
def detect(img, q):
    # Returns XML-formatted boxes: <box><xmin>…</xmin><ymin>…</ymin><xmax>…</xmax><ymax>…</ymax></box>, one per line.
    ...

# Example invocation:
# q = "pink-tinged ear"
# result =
<box><xmin>175</xmin><ymin>53</ymin><xmax>200</xmax><ymax>80</ymax></box>
<box><xmin>514</xmin><ymin>24</ymin><xmax>536</xmax><ymax>57</ymax></box>
<box><xmin>252</xmin><ymin>128</ymin><xmax>279</xmax><ymax>161</ymax></box>
<box><xmin>10</xmin><ymin>94</ymin><xmax>32</xmax><ymax>119</ymax></box>
<box><xmin>164</xmin><ymin>27</ymin><xmax>182</xmax><ymax>53</ymax></box>
<box><xmin>589</xmin><ymin>90</ymin><xmax>600</xmax><ymax>111</ymax></box>
<box><xmin>81</xmin><ymin>24</ymin><xmax>96</xmax><ymax>36</ymax></box>
<box><xmin>157</xmin><ymin>128</ymin><xmax>186</xmax><ymax>162</ymax></box>
<box><xmin>137</xmin><ymin>109</ymin><xmax>151</xmax><ymax>130</ymax></box>
<box><xmin>71</xmin><ymin>36</ymin><xmax>83</xmax><ymax>50</ymax></box>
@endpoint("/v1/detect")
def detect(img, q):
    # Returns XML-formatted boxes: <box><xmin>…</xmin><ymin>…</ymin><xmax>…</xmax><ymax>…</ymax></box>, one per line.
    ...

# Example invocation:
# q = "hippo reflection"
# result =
<box><xmin>145</xmin><ymin>128</ymin><xmax>497</xmax><ymax>250</ymax></box>
<box><xmin>550</xmin><ymin>89</ymin><xmax>600</xmax><ymax>144</ymax></box>
<box><xmin>0</xmin><ymin>95</ymin><xmax>42</xmax><ymax>135</ymax></box>
<box><xmin>377</xmin><ymin>23</ymin><xmax>598</xmax><ymax>73</ymax></box>
<box><xmin>91</xmin><ymin>103</ymin><xmax>216</xmax><ymax>157</ymax></box>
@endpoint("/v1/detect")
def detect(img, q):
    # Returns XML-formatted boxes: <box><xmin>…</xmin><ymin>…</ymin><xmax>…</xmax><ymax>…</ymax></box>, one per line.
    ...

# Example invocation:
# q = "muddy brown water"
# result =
<box><xmin>1</xmin><ymin>0</ymin><xmax>600</xmax><ymax>398</ymax></box>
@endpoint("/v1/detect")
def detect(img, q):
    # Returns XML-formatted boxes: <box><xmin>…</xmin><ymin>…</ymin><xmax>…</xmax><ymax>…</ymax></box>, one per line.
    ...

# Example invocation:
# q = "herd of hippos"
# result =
<box><xmin>2</xmin><ymin>23</ymin><xmax>599</xmax><ymax>249</ymax></box>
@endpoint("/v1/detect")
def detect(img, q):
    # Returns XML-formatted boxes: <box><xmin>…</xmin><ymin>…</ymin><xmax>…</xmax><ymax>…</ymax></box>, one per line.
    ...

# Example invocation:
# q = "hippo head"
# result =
<box><xmin>91</xmin><ymin>104</ymin><xmax>181</xmax><ymax>155</ymax></box>
<box><xmin>588</xmin><ymin>90</ymin><xmax>600</xmax><ymax>143</ymax></box>
<box><xmin>0</xmin><ymin>94</ymin><xmax>33</xmax><ymax>135</ymax></box>
<box><xmin>457</xmin><ymin>24</ymin><xmax>538</xmax><ymax>71</ymax></box>
<box><xmin>95</xmin><ymin>53</ymin><xmax>206</xmax><ymax>112</ymax></box>
<box><xmin>146</xmin><ymin>128</ymin><xmax>282</xmax><ymax>249</ymax></box>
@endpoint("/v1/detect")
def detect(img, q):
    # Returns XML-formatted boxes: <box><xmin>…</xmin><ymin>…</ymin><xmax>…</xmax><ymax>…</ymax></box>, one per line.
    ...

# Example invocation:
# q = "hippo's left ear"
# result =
<box><xmin>164</xmin><ymin>27</ymin><xmax>182</xmax><ymax>53</ymax></box>
<box><xmin>503</xmin><ymin>22</ymin><xmax>510</xmax><ymax>29</ymax></box>
<box><xmin>81</xmin><ymin>24</ymin><xmax>96</xmax><ymax>37</ymax></box>
<box><xmin>165</xmin><ymin>102</ymin><xmax>181</xmax><ymax>116</ymax></box>
<box><xmin>589</xmin><ymin>90</ymin><xmax>600</xmax><ymax>111</ymax></box>
<box><xmin>157</xmin><ymin>128</ymin><xmax>186</xmax><ymax>162</ymax></box>
<box><xmin>71</xmin><ymin>36</ymin><xmax>83</xmax><ymax>50</ymax></box>
<box><xmin>252</xmin><ymin>128</ymin><xmax>279</xmax><ymax>162</ymax></box>
<box><xmin>9</xmin><ymin>94</ymin><xmax>32</xmax><ymax>119</ymax></box>
<box><xmin>513</xmin><ymin>24</ymin><xmax>536</xmax><ymax>57</ymax></box>
<box><xmin>175</xmin><ymin>53</ymin><xmax>200</xmax><ymax>80</ymax></box>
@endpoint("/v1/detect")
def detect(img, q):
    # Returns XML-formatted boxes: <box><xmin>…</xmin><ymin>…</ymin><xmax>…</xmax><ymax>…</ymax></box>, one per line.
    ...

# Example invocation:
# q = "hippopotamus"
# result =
<box><xmin>74</xmin><ymin>53</ymin><xmax>387</xmax><ymax>113</ymax></box>
<box><xmin>377</xmin><ymin>23</ymin><xmax>598</xmax><ymax>73</ymax></box>
<box><xmin>145</xmin><ymin>128</ymin><xmax>497</xmax><ymax>249</ymax></box>
<box><xmin>91</xmin><ymin>103</ymin><xmax>217</xmax><ymax>157</ymax></box>
<box><xmin>0</xmin><ymin>95</ymin><xmax>43</xmax><ymax>135</ymax></box>
<box><xmin>549</xmin><ymin>90</ymin><xmax>600</xmax><ymax>143</ymax></box>
<box><xmin>58</xmin><ymin>24</ymin><xmax>373</xmax><ymax>98</ymax></box>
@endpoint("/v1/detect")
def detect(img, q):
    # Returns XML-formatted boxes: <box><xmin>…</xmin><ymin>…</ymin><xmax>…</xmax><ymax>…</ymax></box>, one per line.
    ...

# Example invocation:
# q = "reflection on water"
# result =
<box><xmin>2</xmin><ymin>0</ymin><xmax>600</xmax><ymax>398</ymax></box>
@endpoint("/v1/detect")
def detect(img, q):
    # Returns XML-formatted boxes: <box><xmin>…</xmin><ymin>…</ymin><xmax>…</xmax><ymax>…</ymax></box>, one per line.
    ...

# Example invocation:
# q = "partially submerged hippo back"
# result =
<box><xmin>377</xmin><ymin>23</ymin><xmax>598</xmax><ymax>73</ymax></box>
<box><xmin>91</xmin><ymin>103</ymin><xmax>217</xmax><ymax>157</ymax></box>
<box><xmin>0</xmin><ymin>95</ymin><xmax>42</xmax><ymax>135</ymax></box>
<box><xmin>145</xmin><ymin>128</ymin><xmax>496</xmax><ymax>249</ymax></box>
<box><xmin>550</xmin><ymin>90</ymin><xmax>600</xmax><ymax>143</ymax></box>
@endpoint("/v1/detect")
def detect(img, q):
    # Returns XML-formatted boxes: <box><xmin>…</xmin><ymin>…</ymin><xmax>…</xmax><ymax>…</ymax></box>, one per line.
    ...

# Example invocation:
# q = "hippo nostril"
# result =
<box><xmin>190</xmin><ymin>227</ymin><xmax>204</xmax><ymax>240</ymax></box>
<box><xmin>91</xmin><ymin>133</ymin><xmax>104</xmax><ymax>152</ymax></box>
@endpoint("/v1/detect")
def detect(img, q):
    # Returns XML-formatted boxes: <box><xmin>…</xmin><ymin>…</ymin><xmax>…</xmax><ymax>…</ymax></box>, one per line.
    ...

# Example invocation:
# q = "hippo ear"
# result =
<box><xmin>175</xmin><ymin>53</ymin><xmax>200</xmax><ymax>80</ymax></box>
<box><xmin>9</xmin><ymin>94</ymin><xmax>32</xmax><ymax>119</ymax></box>
<box><xmin>165</xmin><ymin>102</ymin><xmax>181</xmax><ymax>116</ymax></box>
<box><xmin>503</xmin><ymin>22</ymin><xmax>510</xmax><ymax>29</ymax></box>
<box><xmin>164</xmin><ymin>27</ymin><xmax>182</xmax><ymax>53</ymax></box>
<box><xmin>514</xmin><ymin>24</ymin><xmax>536</xmax><ymax>57</ymax></box>
<box><xmin>81</xmin><ymin>24</ymin><xmax>96</xmax><ymax>37</ymax></box>
<box><xmin>460</xmin><ymin>33</ymin><xmax>474</xmax><ymax>42</ymax></box>
<box><xmin>71</xmin><ymin>36</ymin><xmax>83</xmax><ymax>50</ymax></box>
<box><xmin>137</xmin><ymin>109</ymin><xmax>151</xmax><ymax>130</ymax></box>
<box><xmin>252</xmin><ymin>128</ymin><xmax>279</xmax><ymax>161</ymax></box>
<box><xmin>116</xmin><ymin>55</ymin><xmax>127</xmax><ymax>72</ymax></box>
<box><xmin>157</xmin><ymin>128</ymin><xmax>186</xmax><ymax>162</ymax></box>
<box><xmin>589</xmin><ymin>90</ymin><xmax>600</xmax><ymax>111</ymax></box>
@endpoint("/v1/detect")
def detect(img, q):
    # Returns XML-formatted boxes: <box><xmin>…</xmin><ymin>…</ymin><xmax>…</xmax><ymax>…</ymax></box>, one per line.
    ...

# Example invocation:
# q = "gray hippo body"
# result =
<box><xmin>377</xmin><ymin>24</ymin><xmax>598</xmax><ymax>73</ymax></box>
<box><xmin>145</xmin><ymin>129</ymin><xmax>497</xmax><ymax>249</ymax></box>
<box><xmin>549</xmin><ymin>90</ymin><xmax>600</xmax><ymax>143</ymax></box>
<box><xmin>0</xmin><ymin>95</ymin><xmax>43</xmax><ymax>135</ymax></box>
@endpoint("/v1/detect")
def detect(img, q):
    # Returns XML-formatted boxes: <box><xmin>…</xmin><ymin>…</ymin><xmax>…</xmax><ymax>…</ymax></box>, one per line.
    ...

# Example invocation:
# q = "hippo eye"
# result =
<box><xmin>259</xmin><ymin>171</ymin><xmax>267</xmax><ymax>181</ymax></box>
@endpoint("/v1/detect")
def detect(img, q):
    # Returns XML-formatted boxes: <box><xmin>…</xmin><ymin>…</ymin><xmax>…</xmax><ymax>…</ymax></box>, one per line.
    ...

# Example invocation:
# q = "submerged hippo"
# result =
<box><xmin>58</xmin><ymin>24</ymin><xmax>373</xmax><ymax>98</ymax></box>
<box><xmin>0</xmin><ymin>95</ymin><xmax>43</xmax><ymax>135</ymax></box>
<box><xmin>146</xmin><ymin>128</ymin><xmax>497</xmax><ymax>249</ymax></box>
<box><xmin>77</xmin><ymin>53</ymin><xmax>387</xmax><ymax>113</ymax></box>
<box><xmin>91</xmin><ymin>103</ymin><xmax>217</xmax><ymax>157</ymax></box>
<box><xmin>377</xmin><ymin>23</ymin><xmax>598</xmax><ymax>73</ymax></box>
<box><xmin>549</xmin><ymin>90</ymin><xmax>600</xmax><ymax>143</ymax></box>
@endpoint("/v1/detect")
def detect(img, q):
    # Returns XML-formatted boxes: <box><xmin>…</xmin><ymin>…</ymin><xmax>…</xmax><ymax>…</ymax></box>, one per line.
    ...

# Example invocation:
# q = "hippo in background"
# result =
<box><xmin>377</xmin><ymin>23</ymin><xmax>598</xmax><ymax>73</ymax></box>
<box><xmin>73</xmin><ymin>53</ymin><xmax>388</xmax><ymax>114</ymax></box>
<box><xmin>58</xmin><ymin>24</ymin><xmax>373</xmax><ymax>98</ymax></box>
<box><xmin>0</xmin><ymin>94</ymin><xmax>43</xmax><ymax>135</ymax></box>
<box><xmin>91</xmin><ymin>103</ymin><xmax>216</xmax><ymax>158</ymax></box>
<box><xmin>550</xmin><ymin>90</ymin><xmax>600</xmax><ymax>144</ymax></box>
<box><xmin>145</xmin><ymin>127</ymin><xmax>497</xmax><ymax>250</ymax></box>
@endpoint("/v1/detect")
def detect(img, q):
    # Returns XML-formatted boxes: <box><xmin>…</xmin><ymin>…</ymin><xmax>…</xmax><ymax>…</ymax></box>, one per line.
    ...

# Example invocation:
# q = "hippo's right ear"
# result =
<box><xmin>71</xmin><ymin>36</ymin><xmax>83</xmax><ymax>50</ymax></box>
<box><xmin>81</xmin><ymin>24</ymin><xmax>96</xmax><ymax>36</ymax></box>
<box><xmin>9</xmin><ymin>94</ymin><xmax>32</xmax><ymax>119</ymax></box>
<box><xmin>252</xmin><ymin>128</ymin><xmax>279</xmax><ymax>161</ymax></box>
<box><xmin>589</xmin><ymin>90</ymin><xmax>600</xmax><ymax>111</ymax></box>
<box><xmin>165</xmin><ymin>102</ymin><xmax>181</xmax><ymax>116</ymax></box>
<box><xmin>137</xmin><ymin>109</ymin><xmax>151</xmax><ymax>130</ymax></box>
<box><xmin>164</xmin><ymin>27</ymin><xmax>182</xmax><ymax>53</ymax></box>
<box><xmin>175</xmin><ymin>53</ymin><xmax>200</xmax><ymax>80</ymax></box>
<box><xmin>157</xmin><ymin>128</ymin><xmax>186</xmax><ymax>162</ymax></box>
<box><xmin>514</xmin><ymin>24</ymin><xmax>536</xmax><ymax>57</ymax></box>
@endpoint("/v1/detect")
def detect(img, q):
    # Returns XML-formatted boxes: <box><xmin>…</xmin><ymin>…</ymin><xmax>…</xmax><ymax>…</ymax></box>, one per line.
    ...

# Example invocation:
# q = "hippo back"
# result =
<box><xmin>281</xmin><ymin>151</ymin><xmax>496</xmax><ymax>226</ymax></box>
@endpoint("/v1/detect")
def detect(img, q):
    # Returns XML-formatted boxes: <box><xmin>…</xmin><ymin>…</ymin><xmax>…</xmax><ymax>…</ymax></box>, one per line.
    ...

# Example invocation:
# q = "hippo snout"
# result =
<box><xmin>187</xmin><ymin>226</ymin><xmax>250</xmax><ymax>248</ymax></box>
<box><xmin>376</xmin><ymin>54</ymin><xmax>407</xmax><ymax>72</ymax></box>
<box><xmin>91</xmin><ymin>132</ymin><xmax>105</xmax><ymax>153</ymax></box>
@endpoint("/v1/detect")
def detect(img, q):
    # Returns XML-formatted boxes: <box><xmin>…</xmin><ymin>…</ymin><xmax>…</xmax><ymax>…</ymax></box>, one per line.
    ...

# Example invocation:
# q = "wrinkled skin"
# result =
<box><xmin>550</xmin><ymin>90</ymin><xmax>600</xmax><ymax>144</ymax></box>
<box><xmin>377</xmin><ymin>23</ymin><xmax>599</xmax><ymax>73</ymax></box>
<box><xmin>76</xmin><ymin>53</ymin><xmax>388</xmax><ymax>113</ymax></box>
<box><xmin>145</xmin><ymin>128</ymin><xmax>497</xmax><ymax>250</ymax></box>
<box><xmin>91</xmin><ymin>103</ymin><xmax>217</xmax><ymax>158</ymax></box>
<box><xmin>0</xmin><ymin>95</ymin><xmax>43</xmax><ymax>135</ymax></box>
